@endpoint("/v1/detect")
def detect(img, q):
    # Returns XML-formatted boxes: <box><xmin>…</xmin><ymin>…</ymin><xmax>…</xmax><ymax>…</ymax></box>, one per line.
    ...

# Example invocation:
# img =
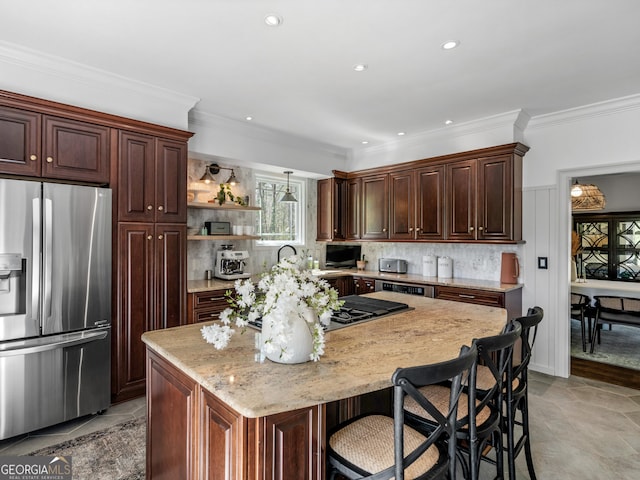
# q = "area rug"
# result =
<box><xmin>28</xmin><ymin>417</ymin><xmax>145</xmax><ymax>480</ymax></box>
<box><xmin>571</xmin><ymin>319</ymin><xmax>640</xmax><ymax>370</ymax></box>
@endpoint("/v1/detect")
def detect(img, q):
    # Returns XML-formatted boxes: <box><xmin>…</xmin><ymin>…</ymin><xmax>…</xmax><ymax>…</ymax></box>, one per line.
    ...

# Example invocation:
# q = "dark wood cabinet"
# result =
<box><xmin>326</xmin><ymin>276</ymin><xmax>354</xmax><ymax>297</ymax></box>
<box><xmin>316</xmin><ymin>143</ymin><xmax>527</xmax><ymax>244</ymax></box>
<box><xmin>114</xmin><ymin>223</ymin><xmax>187</xmax><ymax>402</ymax></box>
<box><xmin>187</xmin><ymin>289</ymin><xmax>231</xmax><ymax>324</ymax></box>
<box><xmin>446</xmin><ymin>153</ymin><xmax>522</xmax><ymax>242</ymax></box>
<box><xmin>446</xmin><ymin>159</ymin><xmax>477</xmax><ymax>241</ymax></box>
<box><xmin>434</xmin><ymin>284</ymin><xmax>522</xmax><ymax>320</ymax></box>
<box><xmin>316</xmin><ymin>177</ymin><xmax>345</xmax><ymax>241</ymax></box>
<box><xmin>361</xmin><ymin>174</ymin><xmax>389</xmax><ymax>240</ymax></box>
<box><xmin>0</xmin><ymin>105</ymin><xmax>110</xmax><ymax>183</ymax></box>
<box><xmin>353</xmin><ymin>277</ymin><xmax>376</xmax><ymax>294</ymax></box>
<box><xmin>416</xmin><ymin>164</ymin><xmax>445</xmax><ymax>240</ymax></box>
<box><xmin>389</xmin><ymin>170</ymin><xmax>414</xmax><ymax>240</ymax></box>
<box><xmin>147</xmin><ymin>350</ymin><xmax>323</xmax><ymax>479</ymax></box>
<box><xmin>345</xmin><ymin>177</ymin><xmax>361</xmax><ymax>240</ymax></box>
<box><xmin>118</xmin><ymin>131</ymin><xmax>187</xmax><ymax>223</ymax></box>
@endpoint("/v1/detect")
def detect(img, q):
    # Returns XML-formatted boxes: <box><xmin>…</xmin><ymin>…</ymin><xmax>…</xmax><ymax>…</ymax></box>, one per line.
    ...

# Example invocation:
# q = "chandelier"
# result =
<box><xmin>571</xmin><ymin>180</ymin><xmax>606</xmax><ymax>211</ymax></box>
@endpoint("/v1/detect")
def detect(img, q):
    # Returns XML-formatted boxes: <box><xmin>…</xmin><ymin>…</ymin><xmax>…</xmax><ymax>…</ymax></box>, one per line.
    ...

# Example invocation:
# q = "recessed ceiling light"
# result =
<box><xmin>264</xmin><ymin>14</ymin><xmax>283</xmax><ymax>27</ymax></box>
<box><xmin>353</xmin><ymin>64</ymin><xmax>368</xmax><ymax>72</ymax></box>
<box><xmin>245</xmin><ymin>116</ymin><xmax>253</xmax><ymax>121</ymax></box>
<box><xmin>445</xmin><ymin>119</ymin><xmax>453</xmax><ymax>125</ymax></box>
<box><xmin>441</xmin><ymin>40</ymin><xmax>460</xmax><ymax>50</ymax></box>
<box><xmin>361</xmin><ymin>140</ymin><xmax>369</xmax><ymax>145</ymax></box>
<box><xmin>397</xmin><ymin>132</ymin><xmax>406</xmax><ymax>136</ymax></box>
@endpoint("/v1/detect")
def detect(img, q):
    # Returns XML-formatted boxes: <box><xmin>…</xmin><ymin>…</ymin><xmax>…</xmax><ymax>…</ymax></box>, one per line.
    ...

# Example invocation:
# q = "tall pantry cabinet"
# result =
<box><xmin>114</xmin><ymin>131</ymin><xmax>191</xmax><ymax>403</ymax></box>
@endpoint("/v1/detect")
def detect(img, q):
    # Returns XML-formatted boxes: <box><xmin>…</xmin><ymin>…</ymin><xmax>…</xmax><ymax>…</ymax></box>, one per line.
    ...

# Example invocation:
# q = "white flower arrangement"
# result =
<box><xmin>201</xmin><ymin>255</ymin><xmax>343</xmax><ymax>362</ymax></box>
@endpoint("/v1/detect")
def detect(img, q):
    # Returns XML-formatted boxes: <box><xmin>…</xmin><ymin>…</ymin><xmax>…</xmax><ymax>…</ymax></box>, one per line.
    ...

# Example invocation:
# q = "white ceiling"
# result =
<box><xmin>2</xmin><ymin>0</ymin><xmax>640</xmax><ymax>151</ymax></box>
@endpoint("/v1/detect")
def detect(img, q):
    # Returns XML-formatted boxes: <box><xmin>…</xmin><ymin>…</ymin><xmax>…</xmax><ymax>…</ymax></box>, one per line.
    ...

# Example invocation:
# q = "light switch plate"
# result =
<box><xmin>538</xmin><ymin>257</ymin><xmax>548</xmax><ymax>269</ymax></box>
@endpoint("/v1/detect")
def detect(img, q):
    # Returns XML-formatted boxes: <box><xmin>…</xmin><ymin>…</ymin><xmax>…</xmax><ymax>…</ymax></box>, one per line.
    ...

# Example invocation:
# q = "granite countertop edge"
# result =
<box><xmin>187</xmin><ymin>270</ymin><xmax>523</xmax><ymax>294</ymax></box>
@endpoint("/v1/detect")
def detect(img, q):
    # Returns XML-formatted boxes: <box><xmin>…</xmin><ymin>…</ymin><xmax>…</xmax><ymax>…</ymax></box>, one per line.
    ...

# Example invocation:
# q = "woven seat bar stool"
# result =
<box><xmin>327</xmin><ymin>345</ymin><xmax>478</xmax><ymax>480</ymax></box>
<box><xmin>504</xmin><ymin>306</ymin><xmax>544</xmax><ymax>480</ymax></box>
<box><xmin>404</xmin><ymin>321</ymin><xmax>522</xmax><ymax>480</ymax></box>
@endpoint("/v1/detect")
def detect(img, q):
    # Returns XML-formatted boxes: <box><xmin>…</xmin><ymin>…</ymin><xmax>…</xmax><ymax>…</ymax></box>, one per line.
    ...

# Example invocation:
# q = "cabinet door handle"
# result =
<box><xmin>469</xmin><ymin>226</ymin><xmax>475</xmax><ymax>232</ymax></box>
<box><xmin>459</xmin><ymin>294</ymin><xmax>476</xmax><ymax>299</ymax></box>
<box><xmin>158</xmin><ymin>235</ymin><xmax>163</xmax><ymax>240</ymax></box>
<box><xmin>158</xmin><ymin>205</ymin><xmax>164</xmax><ymax>211</ymax></box>
<box><xmin>147</xmin><ymin>235</ymin><xmax>153</xmax><ymax>240</ymax></box>
<box><xmin>478</xmin><ymin>226</ymin><xmax>484</xmax><ymax>231</ymax></box>
<box><xmin>409</xmin><ymin>227</ymin><xmax>414</xmax><ymax>232</ymax></box>
<box><xmin>30</xmin><ymin>154</ymin><xmax>37</xmax><ymax>161</ymax></box>
<box><xmin>208</xmin><ymin>296</ymin><xmax>225</xmax><ymax>301</ymax></box>
<box><xmin>147</xmin><ymin>205</ymin><xmax>153</xmax><ymax>210</ymax></box>
<box><xmin>382</xmin><ymin>228</ymin><xmax>387</xmax><ymax>233</ymax></box>
<box><xmin>333</xmin><ymin>229</ymin><xmax>337</xmax><ymax>233</ymax></box>
<box><xmin>46</xmin><ymin>156</ymin><xmax>53</xmax><ymax>163</ymax></box>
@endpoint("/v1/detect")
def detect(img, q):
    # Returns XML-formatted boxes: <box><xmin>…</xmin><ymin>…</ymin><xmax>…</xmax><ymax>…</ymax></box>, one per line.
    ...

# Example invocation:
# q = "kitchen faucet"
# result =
<box><xmin>277</xmin><ymin>244</ymin><xmax>297</xmax><ymax>263</ymax></box>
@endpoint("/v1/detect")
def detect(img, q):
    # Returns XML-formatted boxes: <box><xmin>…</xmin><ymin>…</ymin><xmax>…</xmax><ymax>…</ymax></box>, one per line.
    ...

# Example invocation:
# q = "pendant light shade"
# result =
<box><xmin>280</xmin><ymin>171</ymin><xmax>297</xmax><ymax>203</ymax></box>
<box><xmin>225</xmin><ymin>169</ymin><xmax>238</xmax><ymax>186</ymax></box>
<box><xmin>571</xmin><ymin>179</ymin><xmax>606</xmax><ymax>211</ymax></box>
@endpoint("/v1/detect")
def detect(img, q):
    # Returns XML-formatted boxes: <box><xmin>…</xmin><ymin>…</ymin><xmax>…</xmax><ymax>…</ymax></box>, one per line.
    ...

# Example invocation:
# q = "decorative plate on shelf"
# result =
<box><xmin>187</xmin><ymin>188</ymin><xmax>210</xmax><ymax>203</ymax></box>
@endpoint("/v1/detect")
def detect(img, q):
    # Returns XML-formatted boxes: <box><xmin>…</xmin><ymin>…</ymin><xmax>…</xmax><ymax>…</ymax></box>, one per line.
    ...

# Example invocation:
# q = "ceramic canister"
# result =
<box><xmin>422</xmin><ymin>255</ymin><xmax>438</xmax><ymax>277</ymax></box>
<box><xmin>437</xmin><ymin>257</ymin><xmax>453</xmax><ymax>279</ymax></box>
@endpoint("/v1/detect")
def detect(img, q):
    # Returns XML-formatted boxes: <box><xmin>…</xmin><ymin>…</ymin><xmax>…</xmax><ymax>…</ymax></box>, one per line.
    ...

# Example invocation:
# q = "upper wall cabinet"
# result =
<box><xmin>361</xmin><ymin>173</ymin><xmax>389</xmax><ymax>240</ymax></box>
<box><xmin>317</xmin><ymin>142</ymin><xmax>528</xmax><ymax>244</ymax></box>
<box><xmin>0</xmin><ymin>105</ymin><xmax>110</xmax><ymax>183</ymax></box>
<box><xmin>118</xmin><ymin>131</ymin><xmax>187</xmax><ymax>223</ymax></box>
<box><xmin>317</xmin><ymin>177</ymin><xmax>346</xmax><ymax>241</ymax></box>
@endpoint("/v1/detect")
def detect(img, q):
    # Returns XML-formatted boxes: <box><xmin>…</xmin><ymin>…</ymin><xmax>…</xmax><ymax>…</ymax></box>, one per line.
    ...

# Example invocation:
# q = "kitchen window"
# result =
<box><xmin>573</xmin><ymin>212</ymin><xmax>640</xmax><ymax>282</ymax></box>
<box><xmin>255</xmin><ymin>174</ymin><xmax>305</xmax><ymax>245</ymax></box>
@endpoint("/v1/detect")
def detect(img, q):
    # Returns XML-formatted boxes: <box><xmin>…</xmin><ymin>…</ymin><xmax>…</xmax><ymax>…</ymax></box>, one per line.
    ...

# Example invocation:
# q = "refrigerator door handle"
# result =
<box><xmin>0</xmin><ymin>329</ymin><xmax>108</xmax><ymax>357</ymax></box>
<box><xmin>43</xmin><ymin>197</ymin><xmax>53</xmax><ymax>320</ymax></box>
<box><xmin>32</xmin><ymin>197</ymin><xmax>41</xmax><ymax>323</ymax></box>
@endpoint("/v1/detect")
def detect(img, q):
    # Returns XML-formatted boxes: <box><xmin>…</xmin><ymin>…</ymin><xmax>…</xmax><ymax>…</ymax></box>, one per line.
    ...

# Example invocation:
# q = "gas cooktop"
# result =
<box><xmin>248</xmin><ymin>295</ymin><xmax>411</xmax><ymax>332</ymax></box>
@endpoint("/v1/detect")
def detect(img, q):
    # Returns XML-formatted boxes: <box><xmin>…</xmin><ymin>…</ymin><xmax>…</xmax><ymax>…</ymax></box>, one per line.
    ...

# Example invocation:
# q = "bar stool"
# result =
<box><xmin>504</xmin><ymin>306</ymin><xmax>544</xmax><ymax>480</ymax></box>
<box><xmin>404</xmin><ymin>321</ymin><xmax>522</xmax><ymax>480</ymax></box>
<box><xmin>327</xmin><ymin>345</ymin><xmax>477</xmax><ymax>480</ymax></box>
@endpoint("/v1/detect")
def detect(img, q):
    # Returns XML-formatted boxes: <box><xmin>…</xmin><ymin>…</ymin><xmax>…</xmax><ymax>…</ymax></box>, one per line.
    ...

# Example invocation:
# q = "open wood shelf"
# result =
<box><xmin>187</xmin><ymin>202</ymin><xmax>261</xmax><ymax>211</ymax></box>
<box><xmin>187</xmin><ymin>235</ymin><xmax>260</xmax><ymax>241</ymax></box>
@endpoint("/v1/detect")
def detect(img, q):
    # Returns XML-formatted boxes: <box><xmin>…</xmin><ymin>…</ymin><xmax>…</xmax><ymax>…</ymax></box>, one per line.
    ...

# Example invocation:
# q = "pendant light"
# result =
<box><xmin>280</xmin><ymin>171</ymin><xmax>297</xmax><ymax>203</ymax></box>
<box><xmin>570</xmin><ymin>179</ymin><xmax>606</xmax><ymax>211</ymax></box>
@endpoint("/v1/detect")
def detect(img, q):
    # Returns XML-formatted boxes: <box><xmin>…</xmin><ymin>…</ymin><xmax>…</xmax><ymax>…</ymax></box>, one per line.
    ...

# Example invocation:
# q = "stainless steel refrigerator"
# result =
<box><xmin>0</xmin><ymin>178</ymin><xmax>111</xmax><ymax>440</ymax></box>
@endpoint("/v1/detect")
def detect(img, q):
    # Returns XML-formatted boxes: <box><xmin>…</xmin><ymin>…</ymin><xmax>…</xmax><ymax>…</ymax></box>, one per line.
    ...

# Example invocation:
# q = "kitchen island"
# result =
<box><xmin>142</xmin><ymin>291</ymin><xmax>507</xmax><ymax>479</ymax></box>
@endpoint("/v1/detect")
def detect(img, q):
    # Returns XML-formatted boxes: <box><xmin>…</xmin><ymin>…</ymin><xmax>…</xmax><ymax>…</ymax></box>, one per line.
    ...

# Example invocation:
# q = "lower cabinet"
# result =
<box><xmin>113</xmin><ymin>222</ymin><xmax>186</xmax><ymax>403</ymax></box>
<box><xmin>147</xmin><ymin>350</ymin><xmax>323</xmax><ymax>480</ymax></box>
<box><xmin>434</xmin><ymin>285</ymin><xmax>522</xmax><ymax>320</ymax></box>
<box><xmin>187</xmin><ymin>289</ymin><xmax>231</xmax><ymax>323</ymax></box>
<box><xmin>325</xmin><ymin>276</ymin><xmax>354</xmax><ymax>297</ymax></box>
<box><xmin>353</xmin><ymin>276</ymin><xmax>376</xmax><ymax>295</ymax></box>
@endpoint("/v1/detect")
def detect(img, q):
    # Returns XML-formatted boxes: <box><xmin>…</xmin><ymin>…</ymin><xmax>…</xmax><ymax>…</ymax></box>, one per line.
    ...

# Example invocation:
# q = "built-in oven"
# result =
<box><xmin>374</xmin><ymin>280</ymin><xmax>434</xmax><ymax>297</ymax></box>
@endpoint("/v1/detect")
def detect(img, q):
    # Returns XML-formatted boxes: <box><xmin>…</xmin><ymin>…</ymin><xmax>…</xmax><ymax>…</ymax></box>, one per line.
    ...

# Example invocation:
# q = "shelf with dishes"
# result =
<box><xmin>187</xmin><ymin>202</ymin><xmax>261</xmax><ymax>211</ymax></box>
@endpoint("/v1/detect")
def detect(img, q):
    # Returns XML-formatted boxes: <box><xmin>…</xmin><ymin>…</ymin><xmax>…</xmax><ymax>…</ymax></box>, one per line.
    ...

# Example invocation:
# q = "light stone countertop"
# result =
<box><xmin>187</xmin><ymin>270</ymin><xmax>523</xmax><ymax>293</ymax></box>
<box><xmin>142</xmin><ymin>291</ymin><xmax>507</xmax><ymax>418</ymax></box>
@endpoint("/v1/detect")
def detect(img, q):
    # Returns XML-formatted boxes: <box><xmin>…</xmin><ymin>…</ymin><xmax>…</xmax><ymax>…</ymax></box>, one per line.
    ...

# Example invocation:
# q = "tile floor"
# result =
<box><xmin>0</xmin><ymin>396</ymin><xmax>146</xmax><ymax>456</ymax></box>
<box><xmin>2</xmin><ymin>373</ymin><xmax>640</xmax><ymax>479</ymax></box>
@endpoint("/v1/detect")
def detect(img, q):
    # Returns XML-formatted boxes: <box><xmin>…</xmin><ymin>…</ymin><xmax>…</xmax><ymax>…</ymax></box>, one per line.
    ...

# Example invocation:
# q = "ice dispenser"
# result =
<box><xmin>0</xmin><ymin>253</ymin><xmax>26</xmax><ymax>315</ymax></box>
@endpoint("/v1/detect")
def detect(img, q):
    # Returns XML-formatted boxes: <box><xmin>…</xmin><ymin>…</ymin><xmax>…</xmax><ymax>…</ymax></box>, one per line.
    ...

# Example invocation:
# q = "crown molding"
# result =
<box><xmin>528</xmin><ymin>94</ymin><xmax>640</xmax><ymax>130</ymax></box>
<box><xmin>0</xmin><ymin>41</ymin><xmax>199</xmax><ymax>118</ymax></box>
<box><xmin>353</xmin><ymin>110</ymin><xmax>528</xmax><ymax>157</ymax></box>
<box><xmin>189</xmin><ymin>109</ymin><xmax>349</xmax><ymax>159</ymax></box>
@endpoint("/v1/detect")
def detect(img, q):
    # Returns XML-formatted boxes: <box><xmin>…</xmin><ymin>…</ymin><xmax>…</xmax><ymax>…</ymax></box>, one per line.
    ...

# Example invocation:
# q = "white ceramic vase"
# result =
<box><xmin>571</xmin><ymin>258</ymin><xmax>578</xmax><ymax>282</ymax></box>
<box><xmin>261</xmin><ymin>306</ymin><xmax>315</xmax><ymax>364</ymax></box>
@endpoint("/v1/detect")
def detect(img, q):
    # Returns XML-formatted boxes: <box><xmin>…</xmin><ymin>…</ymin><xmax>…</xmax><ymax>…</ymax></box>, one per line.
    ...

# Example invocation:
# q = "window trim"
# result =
<box><xmin>254</xmin><ymin>173</ymin><xmax>306</xmax><ymax>247</ymax></box>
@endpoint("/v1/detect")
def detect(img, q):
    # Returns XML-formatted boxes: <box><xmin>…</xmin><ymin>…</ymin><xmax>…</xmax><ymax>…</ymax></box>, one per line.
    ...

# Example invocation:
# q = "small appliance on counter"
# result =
<box><xmin>437</xmin><ymin>257</ymin><xmax>453</xmax><ymax>279</ymax></box>
<box><xmin>378</xmin><ymin>258</ymin><xmax>408</xmax><ymax>274</ymax></box>
<box><xmin>205</xmin><ymin>221</ymin><xmax>231</xmax><ymax>235</ymax></box>
<box><xmin>500</xmin><ymin>252</ymin><xmax>520</xmax><ymax>284</ymax></box>
<box><xmin>215</xmin><ymin>245</ymin><xmax>251</xmax><ymax>280</ymax></box>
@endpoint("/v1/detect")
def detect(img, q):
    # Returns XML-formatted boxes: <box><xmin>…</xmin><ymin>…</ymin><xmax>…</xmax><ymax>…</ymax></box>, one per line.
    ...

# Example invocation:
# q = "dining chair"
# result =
<box><xmin>570</xmin><ymin>293</ymin><xmax>591</xmax><ymax>352</ymax></box>
<box><xmin>404</xmin><ymin>321</ymin><xmax>522</xmax><ymax>480</ymax></box>
<box><xmin>327</xmin><ymin>345</ymin><xmax>478</xmax><ymax>480</ymax></box>
<box><xmin>504</xmin><ymin>306</ymin><xmax>544</xmax><ymax>480</ymax></box>
<box><xmin>590</xmin><ymin>296</ymin><xmax>640</xmax><ymax>353</ymax></box>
